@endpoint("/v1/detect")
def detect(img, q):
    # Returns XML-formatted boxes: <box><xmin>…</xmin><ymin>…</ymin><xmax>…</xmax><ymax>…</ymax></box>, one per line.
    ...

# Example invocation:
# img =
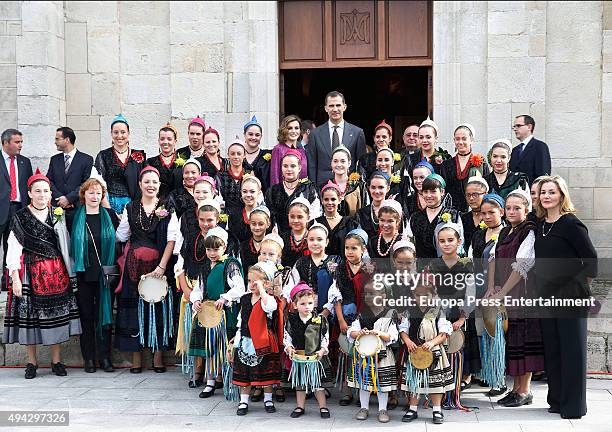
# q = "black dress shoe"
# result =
<box><xmin>339</xmin><ymin>395</ymin><xmax>353</xmax><ymax>406</ymax></box>
<box><xmin>548</xmin><ymin>406</ymin><xmax>560</xmax><ymax>414</ymax></box>
<box><xmin>290</xmin><ymin>407</ymin><xmax>305</xmax><ymax>418</ymax></box>
<box><xmin>189</xmin><ymin>375</ymin><xmax>204</xmax><ymax>388</ymax></box>
<box><xmin>531</xmin><ymin>372</ymin><xmax>547</xmax><ymax>382</ymax></box>
<box><xmin>264</xmin><ymin>401</ymin><xmax>276</xmax><ymax>413</ymax></box>
<box><xmin>236</xmin><ymin>403</ymin><xmax>249</xmax><ymax>416</ymax></box>
<box><xmin>504</xmin><ymin>393</ymin><xmax>533</xmax><ymax>407</ymax></box>
<box><xmin>153</xmin><ymin>366</ymin><xmax>167</xmax><ymax>373</ymax></box>
<box><xmin>402</xmin><ymin>409</ymin><xmax>418</xmax><ymax>422</ymax></box>
<box><xmin>51</xmin><ymin>362</ymin><xmax>67</xmax><ymax>376</ymax></box>
<box><xmin>199</xmin><ymin>385</ymin><xmax>216</xmax><ymax>398</ymax></box>
<box><xmin>84</xmin><ymin>360</ymin><xmax>96</xmax><ymax>373</ymax></box>
<box><xmin>130</xmin><ymin>367</ymin><xmax>142</xmax><ymax>374</ymax></box>
<box><xmin>100</xmin><ymin>358</ymin><xmax>115</xmax><ymax>372</ymax></box>
<box><xmin>561</xmin><ymin>413</ymin><xmax>583</xmax><ymax>419</ymax></box>
<box><xmin>487</xmin><ymin>386</ymin><xmax>507</xmax><ymax>397</ymax></box>
<box><xmin>25</xmin><ymin>363</ymin><xmax>38</xmax><ymax>379</ymax></box>
<box><xmin>497</xmin><ymin>391</ymin><xmax>517</xmax><ymax>405</ymax></box>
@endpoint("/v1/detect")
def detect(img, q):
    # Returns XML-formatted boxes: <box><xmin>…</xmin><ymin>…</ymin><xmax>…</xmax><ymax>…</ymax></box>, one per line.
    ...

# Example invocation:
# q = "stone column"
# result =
<box><xmin>16</xmin><ymin>1</ymin><xmax>65</xmax><ymax>171</ymax></box>
<box><xmin>0</xmin><ymin>2</ymin><xmax>20</xmax><ymax>132</ymax></box>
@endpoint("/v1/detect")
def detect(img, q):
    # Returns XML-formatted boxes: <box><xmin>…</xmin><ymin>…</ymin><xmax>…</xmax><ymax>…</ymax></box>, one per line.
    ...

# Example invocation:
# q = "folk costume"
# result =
<box><xmin>270</xmin><ymin>142</ymin><xmax>308</xmax><ymax>186</ymax></box>
<box><xmin>177</xmin><ymin>116</ymin><xmax>207</xmax><ymax>159</ymax></box>
<box><xmin>115</xmin><ymin>198</ymin><xmax>177</xmax><ymax>352</ymax></box>
<box><xmin>284</xmin><ymin>310</ymin><xmax>333</xmax><ymax>391</ymax></box>
<box><xmin>242</xmin><ymin>116</ymin><xmax>272</xmax><ymax>194</ymax></box>
<box><xmin>347</xmin><ymin>308</ymin><xmax>399</xmax><ymax>393</ymax></box>
<box><xmin>398</xmin><ymin>302</ymin><xmax>455</xmax><ymax>395</ymax></box>
<box><xmin>485</xmin><ymin>170</ymin><xmax>529</xmax><ymax>200</ymax></box>
<box><xmin>94</xmin><ymin>114</ymin><xmax>145</xmax><ymax>215</ymax></box>
<box><xmin>265</xmin><ymin>178</ymin><xmax>320</xmax><ymax>234</ymax></box>
<box><xmin>3</xmin><ymin>202</ymin><xmax>81</xmax><ymax>346</ymax></box>
<box><xmin>144</xmin><ymin>154</ymin><xmax>182</xmax><ymax>199</ymax></box>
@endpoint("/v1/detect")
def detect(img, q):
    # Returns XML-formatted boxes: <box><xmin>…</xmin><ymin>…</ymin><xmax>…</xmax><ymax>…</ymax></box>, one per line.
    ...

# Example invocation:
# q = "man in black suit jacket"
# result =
<box><xmin>307</xmin><ymin>91</ymin><xmax>366</xmax><ymax>187</ymax></box>
<box><xmin>0</xmin><ymin>129</ymin><xmax>33</xmax><ymax>290</ymax></box>
<box><xmin>509</xmin><ymin>115</ymin><xmax>551</xmax><ymax>184</ymax></box>
<box><xmin>47</xmin><ymin>127</ymin><xmax>93</xmax><ymax>230</ymax></box>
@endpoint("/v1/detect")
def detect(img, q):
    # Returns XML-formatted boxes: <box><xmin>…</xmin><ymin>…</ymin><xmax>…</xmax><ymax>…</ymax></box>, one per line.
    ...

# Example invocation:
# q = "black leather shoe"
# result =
<box><xmin>402</xmin><ymin>409</ymin><xmax>418</xmax><ymax>422</ymax></box>
<box><xmin>504</xmin><ymin>393</ymin><xmax>533</xmax><ymax>407</ymax></box>
<box><xmin>236</xmin><ymin>403</ymin><xmax>249</xmax><ymax>416</ymax></box>
<box><xmin>320</xmin><ymin>407</ymin><xmax>330</xmax><ymax>419</ymax></box>
<box><xmin>84</xmin><ymin>360</ymin><xmax>96</xmax><ymax>373</ymax></box>
<box><xmin>264</xmin><ymin>401</ymin><xmax>276</xmax><ymax>413</ymax></box>
<box><xmin>548</xmin><ymin>406</ymin><xmax>560</xmax><ymax>414</ymax></box>
<box><xmin>25</xmin><ymin>363</ymin><xmax>38</xmax><ymax>379</ymax></box>
<box><xmin>153</xmin><ymin>366</ymin><xmax>167</xmax><ymax>373</ymax></box>
<box><xmin>497</xmin><ymin>391</ymin><xmax>517</xmax><ymax>405</ymax></box>
<box><xmin>339</xmin><ymin>395</ymin><xmax>353</xmax><ymax>406</ymax></box>
<box><xmin>199</xmin><ymin>385</ymin><xmax>215</xmax><ymax>398</ymax></box>
<box><xmin>487</xmin><ymin>386</ymin><xmax>507</xmax><ymax>397</ymax></box>
<box><xmin>432</xmin><ymin>411</ymin><xmax>444</xmax><ymax>424</ymax></box>
<box><xmin>130</xmin><ymin>367</ymin><xmax>142</xmax><ymax>374</ymax></box>
<box><xmin>51</xmin><ymin>362</ymin><xmax>67</xmax><ymax>376</ymax></box>
<box><xmin>290</xmin><ymin>407</ymin><xmax>305</xmax><ymax>418</ymax></box>
<box><xmin>100</xmin><ymin>358</ymin><xmax>115</xmax><ymax>372</ymax></box>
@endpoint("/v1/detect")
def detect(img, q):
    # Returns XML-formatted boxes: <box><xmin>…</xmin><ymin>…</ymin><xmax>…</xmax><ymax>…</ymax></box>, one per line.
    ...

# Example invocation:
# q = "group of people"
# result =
<box><xmin>0</xmin><ymin>90</ymin><xmax>597</xmax><ymax>424</ymax></box>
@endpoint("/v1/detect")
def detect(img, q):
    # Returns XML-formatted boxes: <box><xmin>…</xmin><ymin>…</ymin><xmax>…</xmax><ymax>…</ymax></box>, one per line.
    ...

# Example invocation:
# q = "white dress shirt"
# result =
<box><xmin>327</xmin><ymin>120</ymin><xmax>345</xmax><ymax>146</ymax></box>
<box><xmin>2</xmin><ymin>149</ymin><xmax>20</xmax><ymax>202</ymax></box>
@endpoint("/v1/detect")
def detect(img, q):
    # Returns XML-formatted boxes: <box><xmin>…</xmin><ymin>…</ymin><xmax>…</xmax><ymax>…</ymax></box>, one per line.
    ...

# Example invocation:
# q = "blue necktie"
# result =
<box><xmin>516</xmin><ymin>143</ymin><xmax>525</xmax><ymax>158</ymax></box>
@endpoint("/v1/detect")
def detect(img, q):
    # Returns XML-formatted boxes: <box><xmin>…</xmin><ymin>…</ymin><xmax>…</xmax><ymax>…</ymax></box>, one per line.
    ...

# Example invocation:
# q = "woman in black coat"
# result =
<box><xmin>534</xmin><ymin>175</ymin><xmax>597</xmax><ymax>420</ymax></box>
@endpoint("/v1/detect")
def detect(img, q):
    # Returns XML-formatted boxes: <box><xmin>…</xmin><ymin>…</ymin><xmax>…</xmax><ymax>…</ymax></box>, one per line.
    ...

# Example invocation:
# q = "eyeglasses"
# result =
<box><xmin>512</xmin><ymin>124</ymin><xmax>526</xmax><ymax>129</ymax></box>
<box><xmin>466</xmin><ymin>192</ymin><xmax>485</xmax><ymax>199</ymax></box>
<box><xmin>404</xmin><ymin>133</ymin><xmax>418</xmax><ymax>137</ymax></box>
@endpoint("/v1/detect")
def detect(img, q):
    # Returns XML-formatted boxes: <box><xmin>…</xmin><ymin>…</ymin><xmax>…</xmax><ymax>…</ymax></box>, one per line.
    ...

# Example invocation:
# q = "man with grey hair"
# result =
<box><xmin>0</xmin><ymin>129</ymin><xmax>33</xmax><ymax>290</ymax></box>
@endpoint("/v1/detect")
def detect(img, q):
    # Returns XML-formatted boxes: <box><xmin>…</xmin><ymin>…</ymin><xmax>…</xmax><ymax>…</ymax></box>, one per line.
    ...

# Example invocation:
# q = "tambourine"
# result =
<box><xmin>446</xmin><ymin>329</ymin><xmax>465</xmax><ymax>354</ymax></box>
<box><xmin>197</xmin><ymin>300</ymin><xmax>224</xmax><ymax>329</ymax></box>
<box><xmin>138</xmin><ymin>275</ymin><xmax>168</xmax><ymax>303</ymax></box>
<box><xmin>338</xmin><ymin>333</ymin><xmax>352</xmax><ymax>355</ymax></box>
<box><xmin>410</xmin><ymin>346</ymin><xmax>434</xmax><ymax>370</ymax></box>
<box><xmin>481</xmin><ymin>305</ymin><xmax>509</xmax><ymax>336</ymax></box>
<box><xmin>354</xmin><ymin>333</ymin><xmax>382</xmax><ymax>358</ymax></box>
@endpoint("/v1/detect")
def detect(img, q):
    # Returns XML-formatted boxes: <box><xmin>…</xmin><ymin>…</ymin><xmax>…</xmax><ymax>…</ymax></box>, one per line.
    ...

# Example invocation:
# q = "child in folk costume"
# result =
<box><xmin>399</xmin><ymin>282</ymin><xmax>455</xmax><ymax>425</ymax></box>
<box><xmin>285</xmin><ymin>284</ymin><xmax>333</xmax><ymax>419</ymax></box>
<box><xmin>189</xmin><ymin>227</ymin><xmax>245</xmax><ymax>399</ymax></box>
<box><xmin>174</xmin><ymin>198</ymin><xmax>222</xmax><ymax>388</ymax></box>
<box><xmin>368</xmin><ymin>199</ymin><xmax>404</xmax><ymax>259</ymax></box>
<box><xmin>239</xmin><ymin>205</ymin><xmax>271</xmax><ymax>284</ymax></box>
<box><xmin>232</xmin><ymin>261</ymin><xmax>283</xmax><ymax>416</ymax></box>
<box><xmin>328</xmin><ymin>228</ymin><xmax>371</xmax><ymax>406</ymax></box>
<box><xmin>279</xmin><ymin>197</ymin><xmax>314</xmax><ymax>268</ymax></box>
<box><xmin>347</xmin><ymin>281</ymin><xmax>399</xmax><ymax>423</ymax></box>
<box><xmin>429</xmin><ymin>221</ymin><xmax>480</xmax><ymax>410</ymax></box>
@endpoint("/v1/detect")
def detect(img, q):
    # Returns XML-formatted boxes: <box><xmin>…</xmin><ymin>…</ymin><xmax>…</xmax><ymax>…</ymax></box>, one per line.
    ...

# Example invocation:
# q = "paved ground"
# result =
<box><xmin>0</xmin><ymin>367</ymin><xmax>611</xmax><ymax>432</ymax></box>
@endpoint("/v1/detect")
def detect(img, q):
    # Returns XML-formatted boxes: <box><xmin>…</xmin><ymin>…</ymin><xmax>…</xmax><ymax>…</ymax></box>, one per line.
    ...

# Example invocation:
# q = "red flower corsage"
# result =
<box><xmin>303</xmin><ymin>250</ymin><xmax>311</xmax><ymax>256</ymax></box>
<box><xmin>470</xmin><ymin>153</ymin><xmax>484</xmax><ymax>167</ymax></box>
<box><xmin>131</xmin><ymin>151</ymin><xmax>145</xmax><ymax>163</ymax></box>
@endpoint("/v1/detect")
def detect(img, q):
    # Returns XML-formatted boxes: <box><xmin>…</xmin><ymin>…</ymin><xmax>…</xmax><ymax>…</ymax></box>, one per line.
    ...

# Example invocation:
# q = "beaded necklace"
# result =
<box><xmin>138</xmin><ymin>200</ymin><xmax>158</xmax><ymax>231</ymax></box>
<box><xmin>377</xmin><ymin>232</ymin><xmax>400</xmax><ymax>257</ymax></box>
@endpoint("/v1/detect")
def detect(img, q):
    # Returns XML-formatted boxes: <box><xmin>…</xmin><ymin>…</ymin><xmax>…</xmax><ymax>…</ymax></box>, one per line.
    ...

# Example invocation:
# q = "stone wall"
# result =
<box><xmin>0</xmin><ymin>1</ymin><xmax>279</xmax><ymax>170</ymax></box>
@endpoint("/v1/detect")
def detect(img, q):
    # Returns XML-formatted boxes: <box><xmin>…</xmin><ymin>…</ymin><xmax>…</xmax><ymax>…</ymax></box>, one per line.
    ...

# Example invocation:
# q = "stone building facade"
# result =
<box><xmin>0</xmin><ymin>1</ymin><xmax>610</xmax><ymax>369</ymax></box>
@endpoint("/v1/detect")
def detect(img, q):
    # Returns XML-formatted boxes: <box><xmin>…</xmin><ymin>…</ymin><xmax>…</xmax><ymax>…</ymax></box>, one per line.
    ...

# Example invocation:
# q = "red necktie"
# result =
<box><xmin>9</xmin><ymin>155</ymin><xmax>17</xmax><ymax>201</ymax></box>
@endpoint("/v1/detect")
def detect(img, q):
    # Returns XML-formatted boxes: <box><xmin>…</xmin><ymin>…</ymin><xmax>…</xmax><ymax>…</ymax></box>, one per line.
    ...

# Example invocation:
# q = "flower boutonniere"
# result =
<box><xmin>441</xmin><ymin>212</ymin><xmax>451</xmax><ymax>223</ymax></box>
<box><xmin>276</xmin><ymin>264</ymin><xmax>284</xmax><ymax>271</ymax></box>
<box><xmin>327</xmin><ymin>261</ymin><xmax>339</xmax><ymax>273</ymax></box>
<box><xmin>303</xmin><ymin>250</ymin><xmax>311</xmax><ymax>256</ymax></box>
<box><xmin>491</xmin><ymin>233</ymin><xmax>498</xmax><ymax>242</ymax></box>
<box><xmin>262</xmin><ymin>153</ymin><xmax>272</xmax><ymax>162</ymax></box>
<box><xmin>348</xmin><ymin>172</ymin><xmax>361</xmax><ymax>186</ymax></box>
<box><xmin>131</xmin><ymin>151</ymin><xmax>145</xmax><ymax>163</ymax></box>
<box><xmin>219</xmin><ymin>254</ymin><xmax>228</xmax><ymax>262</ymax></box>
<box><xmin>479</xmin><ymin>220</ymin><xmax>488</xmax><ymax>230</ymax></box>
<box><xmin>175</xmin><ymin>152</ymin><xmax>186</xmax><ymax>168</ymax></box>
<box><xmin>52</xmin><ymin>207</ymin><xmax>64</xmax><ymax>223</ymax></box>
<box><xmin>154</xmin><ymin>205</ymin><xmax>170</xmax><ymax>220</ymax></box>
<box><xmin>391</xmin><ymin>174</ymin><xmax>401</xmax><ymax>184</ymax></box>
<box><xmin>218</xmin><ymin>213</ymin><xmax>229</xmax><ymax>223</ymax></box>
<box><xmin>470</xmin><ymin>153</ymin><xmax>484</xmax><ymax>167</ymax></box>
<box><xmin>430</xmin><ymin>147</ymin><xmax>450</xmax><ymax>165</ymax></box>
<box><xmin>393</xmin><ymin>153</ymin><xmax>401</xmax><ymax>162</ymax></box>
<box><xmin>299</xmin><ymin>178</ymin><xmax>310</xmax><ymax>185</ymax></box>
<box><xmin>311</xmin><ymin>315</ymin><xmax>322</xmax><ymax>325</ymax></box>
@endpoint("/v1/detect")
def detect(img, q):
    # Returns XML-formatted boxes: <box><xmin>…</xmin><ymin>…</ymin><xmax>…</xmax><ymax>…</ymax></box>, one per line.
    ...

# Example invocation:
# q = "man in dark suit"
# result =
<box><xmin>0</xmin><ymin>129</ymin><xmax>33</xmax><ymax>290</ymax></box>
<box><xmin>307</xmin><ymin>91</ymin><xmax>366</xmax><ymax>187</ymax></box>
<box><xmin>47</xmin><ymin>127</ymin><xmax>93</xmax><ymax>231</ymax></box>
<box><xmin>509</xmin><ymin>115</ymin><xmax>551</xmax><ymax>184</ymax></box>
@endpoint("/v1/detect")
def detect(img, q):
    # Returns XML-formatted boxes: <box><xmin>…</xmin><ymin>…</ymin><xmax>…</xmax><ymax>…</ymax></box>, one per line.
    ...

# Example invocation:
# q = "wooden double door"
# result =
<box><xmin>279</xmin><ymin>0</ymin><xmax>432</xmax><ymax>148</ymax></box>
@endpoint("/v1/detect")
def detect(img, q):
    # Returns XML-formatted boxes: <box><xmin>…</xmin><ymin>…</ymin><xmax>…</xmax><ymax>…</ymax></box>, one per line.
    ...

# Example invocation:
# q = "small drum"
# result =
<box><xmin>354</xmin><ymin>333</ymin><xmax>382</xmax><ymax>358</ymax></box>
<box><xmin>138</xmin><ymin>275</ymin><xmax>168</xmax><ymax>303</ymax></box>
<box><xmin>410</xmin><ymin>346</ymin><xmax>433</xmax><ymax>370</ymax></box>
<box><xmin>289</xmin><ymin>350</ymin><xmax>324</xmax><ymax>392</ymax></box>
<box><xmin>446</xmin><ymin>329</ymin><xmax>465</xmax><ymax>354</ymax></box>
<box><xmin>197</xmin><ymin>300</ymin><xmax>224</xmax><ymax>329</ymax></box>
<box><xmin>338</xmin><ymin>333</ymin><xmax>352</xmax><ymax>355</ymax></box>
<box><xmin>481</xmin><ymin>305</ymin><xmax>509</xmax><ymax>336</ymax></box>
